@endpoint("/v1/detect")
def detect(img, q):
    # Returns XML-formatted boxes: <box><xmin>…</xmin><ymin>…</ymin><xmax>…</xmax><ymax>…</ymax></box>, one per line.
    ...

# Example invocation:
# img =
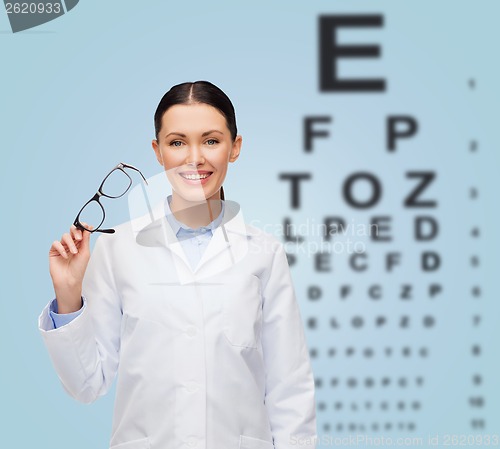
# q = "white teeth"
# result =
<box><xmin>181</xmin><ymin>173</ymin><xmax>211</xmax><ymax>180</ymax></box>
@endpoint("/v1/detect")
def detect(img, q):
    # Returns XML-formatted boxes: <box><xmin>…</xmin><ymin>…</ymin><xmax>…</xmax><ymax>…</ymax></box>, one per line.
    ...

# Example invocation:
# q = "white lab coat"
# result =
<box><xmin>38</xmin><ymin>198</ymin><xmax>317</xmax><ymax>449</ymax></box>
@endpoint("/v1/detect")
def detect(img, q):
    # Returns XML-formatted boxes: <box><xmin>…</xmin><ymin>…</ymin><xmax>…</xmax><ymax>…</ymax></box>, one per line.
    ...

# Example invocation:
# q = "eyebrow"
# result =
<box><xmin>165</xmin><ymin>129</ymin><xmax>224</xmax><ymax>139</ymax></box>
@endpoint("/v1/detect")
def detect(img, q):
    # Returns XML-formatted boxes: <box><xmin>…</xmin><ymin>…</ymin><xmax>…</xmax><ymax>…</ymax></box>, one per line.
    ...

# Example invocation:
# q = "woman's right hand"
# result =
<box><xmin>49</xmin><ymin>223</ymin><xmax>93</xmax><ymax>314</ymax></box>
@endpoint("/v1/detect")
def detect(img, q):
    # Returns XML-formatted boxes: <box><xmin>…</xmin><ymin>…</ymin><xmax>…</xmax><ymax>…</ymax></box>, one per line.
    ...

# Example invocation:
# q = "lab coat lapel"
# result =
<box><xmin>193</xmin><ymin>199</ymin><xmax>246</xmax><ymax>273</ymax></box>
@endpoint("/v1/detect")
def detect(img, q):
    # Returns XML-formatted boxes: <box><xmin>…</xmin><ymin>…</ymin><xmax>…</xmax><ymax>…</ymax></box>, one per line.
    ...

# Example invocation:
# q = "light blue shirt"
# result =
<box><xmin>49</xmin><ymin>195</ymin><xmax>225</xmax><ymax>329</ymax></box>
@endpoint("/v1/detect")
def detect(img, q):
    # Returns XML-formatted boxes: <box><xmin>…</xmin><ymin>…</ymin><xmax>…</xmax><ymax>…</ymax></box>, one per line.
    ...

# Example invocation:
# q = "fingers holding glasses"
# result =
<box><xmin>50</xmin><ymin>239</ymin><xmax>70</xmax><ymax>260</ymax></box>
<box><xmin>77</xmin><ymin>222</ymin><xmax>93</xmax><ymax>254</ymax></box>
<box><xmin>62</xmin><ymin>232</ymin><xmax>78</xmax><ymax>255</ymax></box>
<box><xmin>70</xmin><ymin>224</ymin><xmax>83</xmax><ymax>242</ymax></box>
<box><xmin>50</xmin><ymin>223</ymin><xmax>94</xmax><ymax>260</ymax></box>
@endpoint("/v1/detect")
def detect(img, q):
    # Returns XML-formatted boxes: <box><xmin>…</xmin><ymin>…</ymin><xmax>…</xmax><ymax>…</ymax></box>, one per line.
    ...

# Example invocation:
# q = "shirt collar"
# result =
<box><xmin>164</xmin><ymin>194</ymin><xmax>225</xmax><ymax>237</ymax></box>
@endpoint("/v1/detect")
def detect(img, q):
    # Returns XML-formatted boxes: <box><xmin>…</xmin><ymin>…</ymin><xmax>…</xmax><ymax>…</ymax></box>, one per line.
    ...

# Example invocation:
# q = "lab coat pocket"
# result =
<box><xmin>222</xmin><ymin>274</ymin><xmax>262</xmax><ymax>349</ymax></box>
<box><xmin>109</xmin><ymin>436</ymin><xmax>150</xmax><ymax>449</ymax></box>
<box><xmin>239</xmin><ymin>434</ymin><xmax>275</xmax><ymax>448</ymax></box>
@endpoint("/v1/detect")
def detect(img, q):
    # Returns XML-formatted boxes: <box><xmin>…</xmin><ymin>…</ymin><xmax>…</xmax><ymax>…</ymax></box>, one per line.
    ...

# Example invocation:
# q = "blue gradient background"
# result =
<box><xmin>0</xmin><ymin>1</ymin><xmax>498</xmax><ymax>448</ymax></box>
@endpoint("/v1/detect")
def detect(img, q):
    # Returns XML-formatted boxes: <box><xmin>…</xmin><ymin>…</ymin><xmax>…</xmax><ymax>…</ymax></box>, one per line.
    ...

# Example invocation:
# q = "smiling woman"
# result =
<box><xmin>39</xmin><ymin>80</ymin><xmax>318</xmax><ymax>449</ymax></box>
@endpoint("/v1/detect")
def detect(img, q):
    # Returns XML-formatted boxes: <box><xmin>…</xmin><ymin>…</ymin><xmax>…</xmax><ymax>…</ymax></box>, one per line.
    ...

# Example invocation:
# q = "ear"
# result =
<box><xmin>152</xmin><ymin>139</ymin><xmax>164</xmax><ymax>166</ymax></box>
<box><xmin>229</xmin><ymin>135</ymin><xmax>242</xmax><ymax>163</ymax></box>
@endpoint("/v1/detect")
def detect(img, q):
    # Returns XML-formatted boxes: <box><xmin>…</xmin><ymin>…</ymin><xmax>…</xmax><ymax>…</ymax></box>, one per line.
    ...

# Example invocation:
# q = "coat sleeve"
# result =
<box><xmin>38</xmin><ymin>234</ymin><xmax>122</xmax><ymax>404</ymax></box>
<box><xmin>261</xmin><ymin>239</ymin><xmax>318</xmax><ymax>449</ymax></box>
<box><xmin>49</xmin><ymin>297</ymin><xmax>84</xmax><ymax>328</ymax></box>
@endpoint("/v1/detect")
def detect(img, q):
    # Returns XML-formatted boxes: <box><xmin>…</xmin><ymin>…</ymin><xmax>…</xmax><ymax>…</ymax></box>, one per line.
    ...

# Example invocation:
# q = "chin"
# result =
<box><xmin>173</xmin><ymin>187</ymin><xmax>214</xmax><ymax>203</ymax></box>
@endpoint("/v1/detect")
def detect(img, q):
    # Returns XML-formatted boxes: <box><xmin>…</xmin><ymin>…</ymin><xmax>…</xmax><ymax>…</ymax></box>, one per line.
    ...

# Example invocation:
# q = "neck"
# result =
<box><xmin>170</xmin><ymin>192</ymin><xmax>223</xmax><ymax>229</ymax></box>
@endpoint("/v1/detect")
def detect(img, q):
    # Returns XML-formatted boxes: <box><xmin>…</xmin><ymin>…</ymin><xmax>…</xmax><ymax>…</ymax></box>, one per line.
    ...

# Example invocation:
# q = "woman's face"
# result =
<box><xmin>152</xmin><ymin>103</ymin><xmax>242</xmax><ymax>203</ymax></box>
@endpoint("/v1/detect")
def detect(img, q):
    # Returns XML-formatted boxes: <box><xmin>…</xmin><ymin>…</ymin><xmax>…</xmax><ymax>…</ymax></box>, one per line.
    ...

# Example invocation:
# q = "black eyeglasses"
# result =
<box><xmin>73</xmin><ymin>162</ymin><xmax>148</xmax><ymax>234</ymax></box>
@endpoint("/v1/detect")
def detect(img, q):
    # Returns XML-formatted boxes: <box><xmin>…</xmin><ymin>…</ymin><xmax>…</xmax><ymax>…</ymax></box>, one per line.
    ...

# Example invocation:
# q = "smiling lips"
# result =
<box><xmin>179</xmin><ymin>171</ymin><xmax>213</xmax><ymax>182</ymax></box>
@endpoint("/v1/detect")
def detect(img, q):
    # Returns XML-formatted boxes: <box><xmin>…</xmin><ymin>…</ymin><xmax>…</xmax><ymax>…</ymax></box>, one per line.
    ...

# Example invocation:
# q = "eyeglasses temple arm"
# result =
<box><xmin>120</xmin><ymin>162</ymin><xmax>148</xmax><ymax>185</ymax></box>
<box><xmin>74</xmin><ymin>221</ymin><xmax>115</xmax><ymax>234</ymax></box>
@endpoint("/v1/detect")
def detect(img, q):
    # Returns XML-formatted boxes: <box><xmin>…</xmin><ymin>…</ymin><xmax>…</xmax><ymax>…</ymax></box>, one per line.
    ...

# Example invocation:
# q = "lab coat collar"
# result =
<box><xmin>132</xmin><ymin>196</ymin><xmax>252</xmax><ymax>281</ymax></box>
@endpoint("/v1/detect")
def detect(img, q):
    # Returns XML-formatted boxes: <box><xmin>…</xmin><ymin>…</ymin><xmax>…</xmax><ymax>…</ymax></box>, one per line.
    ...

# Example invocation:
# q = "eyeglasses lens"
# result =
<box><xmin>102</xmin><ymin>169</ymin><xmax>132</xmax><ymax>198</ymax></box>
<box><xmin>78</xmin><ymin>201</ymin><xmax>104</xmax><ymax>231</ymax></box>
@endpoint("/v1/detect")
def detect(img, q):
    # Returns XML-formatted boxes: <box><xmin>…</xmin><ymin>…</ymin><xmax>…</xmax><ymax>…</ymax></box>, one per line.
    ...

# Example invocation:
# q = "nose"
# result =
<box><xmin>185</xmin><ymin>144</ymin><xmax>205</xmax><ymax>167</ymax></box>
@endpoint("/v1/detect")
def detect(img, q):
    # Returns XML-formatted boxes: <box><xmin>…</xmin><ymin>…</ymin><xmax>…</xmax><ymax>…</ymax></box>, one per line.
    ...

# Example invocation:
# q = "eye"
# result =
<box><xmin>206</xmin><ymin>139</ymin><xmax>219</xmax><ymax>146</ymax></box>
<box><xmin>169</xmin><ymin>140</ymin><xmax>183</xmax><ymax>147</ymax></box>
